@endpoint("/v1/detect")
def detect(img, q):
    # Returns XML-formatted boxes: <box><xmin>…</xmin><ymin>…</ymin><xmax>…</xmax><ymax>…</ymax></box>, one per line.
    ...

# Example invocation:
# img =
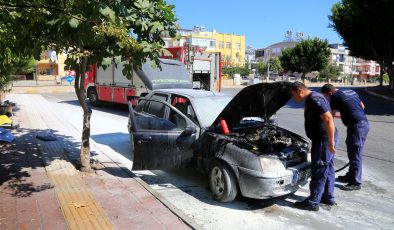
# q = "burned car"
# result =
<box><xmin>128</xmin><ymin>82</ymin><xmax>311</xmax><ymax>202</ymax></box>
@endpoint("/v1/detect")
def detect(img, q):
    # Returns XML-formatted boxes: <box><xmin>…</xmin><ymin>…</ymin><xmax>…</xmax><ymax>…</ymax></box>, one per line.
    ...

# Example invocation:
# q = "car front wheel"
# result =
<box><xmin>88</xmin><ymin>88</ymin><xmax>99</xmax><ymax>106</ymax></box>
<box><xmin>209</xmin><ymin>161</ymin><xmax>238</xmax><ymax>202</ymax></box>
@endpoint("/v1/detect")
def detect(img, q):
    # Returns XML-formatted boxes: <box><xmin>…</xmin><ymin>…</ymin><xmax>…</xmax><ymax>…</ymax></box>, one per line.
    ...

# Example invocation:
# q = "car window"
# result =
<box><xmin>135</xmin><ymin>93</ymin><xmax>168</xmax><ymax>117</ymax></box>
<box><xmin>171</xmin><ymin>95</ymin><xmax>198</xmax><ymax>124</ymax></box>
<box><xmin>134</xmin><ymin>101</ymin><xmax>186</xmax><ymax>131</ymax></box>
<box><xmin>134</xmin><ymin>100</ymin><xmax>146</xmax><ymax>112</ymax></box>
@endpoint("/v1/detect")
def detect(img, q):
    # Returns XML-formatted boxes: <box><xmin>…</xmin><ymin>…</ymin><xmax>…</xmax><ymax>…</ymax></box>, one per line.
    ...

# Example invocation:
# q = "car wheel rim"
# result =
<box><xmin>211</xmin><ymin>166</ymin><xmax>224</xmax><ymax>196</ymax></box>
<box><xmin>90</xmin><ymin>92</ymin><xmax>97</xmax><ymax>102</ymax></box>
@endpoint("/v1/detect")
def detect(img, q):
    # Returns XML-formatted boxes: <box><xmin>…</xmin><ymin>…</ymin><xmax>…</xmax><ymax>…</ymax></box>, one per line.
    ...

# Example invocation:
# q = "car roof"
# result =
<box><xmin>152</xmin><ymin>88</ymin><xmax>229</xmax><ymax>99</ymax></box>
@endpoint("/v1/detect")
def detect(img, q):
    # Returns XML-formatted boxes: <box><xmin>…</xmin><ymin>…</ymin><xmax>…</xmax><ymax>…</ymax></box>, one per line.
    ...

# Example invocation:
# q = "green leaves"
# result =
<box><xmin>329</xmin><ymin>0</ymin><xmax>394</xmax><ymax>85</ymax></box>
<box><xmin>101</xmin><ymin>57</ymin><xmax>112</xmax><ymax>67</ymax></box>
<box><xmin>99</xmin><ymin>6</ymin><xmax>116</xmax><ymax>23</ymax></box>
<box><xmin>1</xmin><ymin>0</ymin><xmax>178</xmax><ymax>79</ymax></box>
<box><xmin>69</xmin><ymin>18</ymin><xmax>80</xmax><ymax>28</ymax></box>
<box><xmin>160</xmin><ymin>48</ymin><xmax>173</xmax><ymax>57</ymax></box>
<box><xmin>280</xmin><ymin>38</ymin><xmax>330</xmax><ymax>76</ymax></box>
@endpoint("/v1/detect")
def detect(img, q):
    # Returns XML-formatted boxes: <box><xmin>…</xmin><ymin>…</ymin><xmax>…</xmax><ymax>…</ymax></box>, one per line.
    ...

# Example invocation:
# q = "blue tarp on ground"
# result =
<box><xmin>0</xmin><ymin>127</ymin><xmax>15</xmax><ymax>143</ymax></box>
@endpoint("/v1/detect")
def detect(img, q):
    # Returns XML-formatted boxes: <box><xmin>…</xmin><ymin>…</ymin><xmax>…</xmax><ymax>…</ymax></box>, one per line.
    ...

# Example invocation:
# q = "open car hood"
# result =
<box><xmin>212</xmin><ymin>82</ymin><xmax>292</xmax><ymax>129</ymax></box>
<box><xmin>136</xmin><ymin>58</ymin><xmax>192</xmax><ymax>90</ymax></box>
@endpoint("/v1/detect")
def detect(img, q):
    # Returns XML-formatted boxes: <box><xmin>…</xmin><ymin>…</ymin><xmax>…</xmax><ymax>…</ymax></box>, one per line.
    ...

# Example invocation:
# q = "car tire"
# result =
<box><xmin>209</xmin><ymin>160</ymin><xmax>238</xmax><ymax>202</ymax></box>
<box><xmin>88</xmin><ymin>88</ymin><xmax>99</xmax><ymax>106</ymax></box>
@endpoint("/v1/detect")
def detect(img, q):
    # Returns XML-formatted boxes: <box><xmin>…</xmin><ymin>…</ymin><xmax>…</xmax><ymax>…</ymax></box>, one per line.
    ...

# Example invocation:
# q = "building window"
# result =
<box><xmin>210</xmin><ymin>41</ymin><xmax>216</xmax><ymax>47</ymax></box>
<box><xmin>255</xmin><ymin>49</ymin><xmax>264</xmax><ymax>58</ymax></box>
<box><xmin>236</xmin><ymin>43</ymin><xmax>241</xmax><ymax>50</ymax></box>
<box><xmin>219</xmin><ymin>41</ymin><xmax>224</xmax><ymax>48</ymax></box>
<box><xmin>226</xmin><ymin>42</ymin><xmax>231</xmax><ymax>49</ymax></box>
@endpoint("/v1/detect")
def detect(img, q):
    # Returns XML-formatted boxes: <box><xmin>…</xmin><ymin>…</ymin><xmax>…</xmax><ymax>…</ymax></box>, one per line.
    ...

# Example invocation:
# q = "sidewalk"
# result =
<box><xmin>0</xmin><ymin>95</ymin><xmax>199</xmax><ymax>229</ymax></box>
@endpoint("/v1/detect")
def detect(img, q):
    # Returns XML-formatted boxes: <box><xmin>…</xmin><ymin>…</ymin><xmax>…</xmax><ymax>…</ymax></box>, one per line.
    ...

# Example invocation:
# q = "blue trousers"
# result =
<box><xmin>308</xmin><ymin>130</ymin><xmax>338</xmax><ymax>205</ymax></box>
<box><xmin>345</xmin><ymin>120</ymin><xmax>369</xmax><ymax>185</ymax></box>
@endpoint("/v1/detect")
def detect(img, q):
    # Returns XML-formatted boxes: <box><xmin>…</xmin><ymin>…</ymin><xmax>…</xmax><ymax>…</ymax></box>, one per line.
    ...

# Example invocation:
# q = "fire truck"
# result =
<box><xmin>84</xmin><ymin>47</ymin><xmax>221</xmax><ymax>106</ymax></box>
<box><xmin>161</xmin><ymin>46</ymin><xmax>222</xmax><ymax>92</ymax></box>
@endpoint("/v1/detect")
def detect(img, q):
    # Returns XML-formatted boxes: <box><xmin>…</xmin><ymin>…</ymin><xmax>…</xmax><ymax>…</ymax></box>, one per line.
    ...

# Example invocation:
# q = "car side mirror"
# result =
<box><xmin>181</xmin><ymin>126</ymin><xmax>196</xmax><ymax>136</ymax></box>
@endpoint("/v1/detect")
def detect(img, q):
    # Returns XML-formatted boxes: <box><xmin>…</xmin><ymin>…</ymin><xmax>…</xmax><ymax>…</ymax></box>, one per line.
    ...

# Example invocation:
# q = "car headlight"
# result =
<box><xmin>260</xmin><ymin>157</ymin><xmax>286</xmax><ymax>173</ymax></box>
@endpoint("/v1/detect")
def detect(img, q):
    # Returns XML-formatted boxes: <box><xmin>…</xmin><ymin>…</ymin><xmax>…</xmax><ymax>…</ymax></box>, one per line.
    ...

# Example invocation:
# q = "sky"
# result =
<box><xmin>167</xmin><ymin>0</ymin><xmax>343</xmax><ymax>48</ymax></box>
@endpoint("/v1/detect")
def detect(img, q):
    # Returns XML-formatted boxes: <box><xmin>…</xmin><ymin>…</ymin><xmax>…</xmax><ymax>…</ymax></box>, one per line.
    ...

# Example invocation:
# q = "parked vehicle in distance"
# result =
<box><xmin>128</xmin><ymin>82</ymin><xmax>311</xmax><ymax>202</ymax></box>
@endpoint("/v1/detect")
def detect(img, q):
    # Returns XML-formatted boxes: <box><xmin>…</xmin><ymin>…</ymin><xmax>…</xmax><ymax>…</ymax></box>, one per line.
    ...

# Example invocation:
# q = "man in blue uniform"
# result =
<box><xmin>290</xmin><ymin>82</ymin><xmax>338</xmax><ymax>211</ymax></box>
<box><xmin>321</xmin><ymin>84</ymin><xmax>369</xmax><ymax>191</ymax></box>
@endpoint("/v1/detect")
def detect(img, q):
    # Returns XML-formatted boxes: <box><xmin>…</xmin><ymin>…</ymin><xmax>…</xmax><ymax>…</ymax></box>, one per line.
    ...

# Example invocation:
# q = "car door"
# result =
<box><xmin>128</xmin><ymin>98</ymin><xmax>199</xmax><ymax>170</ymax></box>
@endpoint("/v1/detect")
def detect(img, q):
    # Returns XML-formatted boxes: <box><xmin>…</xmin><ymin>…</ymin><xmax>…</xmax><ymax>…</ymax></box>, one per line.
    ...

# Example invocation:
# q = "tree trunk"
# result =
<box><xmin>301</xmin><ymin>72</ymin><xmax>306</xmax><ymax>84</ymax></box>
<box><xmin>74</xmin><ymin>57</ymin><xmax>93</xmax><ymax>172</ymax></box>
<box><xmin>387</xmin><ymin>65</ymin><xmax>394</xmax><ymax>90</ymax></box>
<box><xmin>380</xmin><ymin>67</ymin><xmax>384</xmax><ymax>86</ymax></box>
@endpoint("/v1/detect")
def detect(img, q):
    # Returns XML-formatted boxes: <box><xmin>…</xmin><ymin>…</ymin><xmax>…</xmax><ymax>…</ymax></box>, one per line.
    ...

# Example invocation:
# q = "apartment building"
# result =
<box><xmin>254</xmin><ymin>41</ymin><xmax>298</xmax><ymax>62</ymax></box>
<box><xmin>329</xmin><ymin>44</ymin><xmax>380</xmax><ymax>81</ymax></box>
<box><xmin>163</xmin><ymin>26</ymin><xmax>246</xmax><ymax>66</ymax></box>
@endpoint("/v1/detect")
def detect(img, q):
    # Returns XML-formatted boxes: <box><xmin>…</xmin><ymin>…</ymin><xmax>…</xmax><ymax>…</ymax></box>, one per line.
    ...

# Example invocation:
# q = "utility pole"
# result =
<box><xmin>266</xmin><ymin>49</ymin><xmax>270</xmax><ymax>82</ymax></box>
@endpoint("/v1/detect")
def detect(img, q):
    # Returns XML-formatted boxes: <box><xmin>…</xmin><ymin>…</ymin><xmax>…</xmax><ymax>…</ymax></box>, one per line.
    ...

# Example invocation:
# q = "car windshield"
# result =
<box><xmin>193</xmin><ymin>96</ymin><xmax>233</xmax><ymax>127</ymax></box>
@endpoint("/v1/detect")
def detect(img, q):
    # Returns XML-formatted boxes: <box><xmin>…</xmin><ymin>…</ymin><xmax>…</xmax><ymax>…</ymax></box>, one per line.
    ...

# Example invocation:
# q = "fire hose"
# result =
<box><xmin>335</xmin><ymin>162</ymin><xmax>349</xmax><ymax>172</ymax></box>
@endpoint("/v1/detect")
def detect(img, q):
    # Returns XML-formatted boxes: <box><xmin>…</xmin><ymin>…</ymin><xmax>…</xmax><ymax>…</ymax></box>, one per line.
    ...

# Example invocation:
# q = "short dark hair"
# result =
<box><xmin>290</xmin><ymin>81</ymin><xmax>308</xmax><ymax>91</ymax></box>
<box><xmin>321</xmin><ymin>84</ymin><xmax>336</xmax><ymax>93</ymax></box>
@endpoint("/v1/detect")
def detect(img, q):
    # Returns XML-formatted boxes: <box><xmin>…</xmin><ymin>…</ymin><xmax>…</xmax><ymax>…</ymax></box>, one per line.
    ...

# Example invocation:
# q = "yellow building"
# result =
<box><xmin>214</xmin><ymin>32</ymin><xmax>245</xmax><ymax>67</ymax></box>
<box><xmin>36</xmin><ymin>50</ymin><xmax>67</xmax><ymax>80</ymax></box>
<box><xmin>165</xmin><ymin>26</ymin><xmax>246</xmax><ymax>66</ymax></box>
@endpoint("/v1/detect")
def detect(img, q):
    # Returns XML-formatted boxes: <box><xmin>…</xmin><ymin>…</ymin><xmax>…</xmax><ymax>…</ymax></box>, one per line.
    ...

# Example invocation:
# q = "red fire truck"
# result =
<box><xmin>84</xmin><ymin>47</ymin><xmax>221</xmax><ymax>106</ymax></box>
<box><xmin>84</xmin><ymin>58</ymin><xmax>194</xmax><ymax>106</ymax></box>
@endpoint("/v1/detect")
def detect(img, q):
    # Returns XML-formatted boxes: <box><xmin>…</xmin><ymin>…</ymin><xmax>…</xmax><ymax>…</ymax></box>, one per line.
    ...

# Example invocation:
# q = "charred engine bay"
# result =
<box><xmin>211</xmin><ymin>124</ymin><xmax>309</xmax><ymax>165</ymax></box>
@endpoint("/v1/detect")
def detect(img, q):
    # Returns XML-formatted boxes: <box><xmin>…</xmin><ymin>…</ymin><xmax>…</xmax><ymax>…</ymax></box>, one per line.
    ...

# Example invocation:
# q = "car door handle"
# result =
<box><xmin>139</xmin><ymin>136</ymin><xmax>152</xmax><ymax>143</ymax></box>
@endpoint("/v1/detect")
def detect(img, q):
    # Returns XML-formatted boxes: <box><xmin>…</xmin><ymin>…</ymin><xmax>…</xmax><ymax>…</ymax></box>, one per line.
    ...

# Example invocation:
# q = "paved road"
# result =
<box><xmin>21</xmin><ymin>87</ymin><xmax>394</xmax><ymax>230</ymax></box>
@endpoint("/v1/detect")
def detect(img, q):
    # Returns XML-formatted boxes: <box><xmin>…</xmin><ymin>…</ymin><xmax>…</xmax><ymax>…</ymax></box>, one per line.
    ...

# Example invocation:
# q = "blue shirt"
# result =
<box><xmin>305</xmin><ymin>91</ymin><xmax>331</xmax><ymax>140</ymax></box>
<box><xmin>330</xmin><ymin>90</ymin><xmax>366</xmax><ymax>126</ymax></box>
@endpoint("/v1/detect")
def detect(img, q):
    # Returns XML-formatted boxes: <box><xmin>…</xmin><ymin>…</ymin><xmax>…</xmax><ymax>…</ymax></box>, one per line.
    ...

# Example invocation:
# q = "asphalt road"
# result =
<box><xmin>33</xmin><ymin>86</ymin><xmax>394</xmax><ymax>230</ymax></box>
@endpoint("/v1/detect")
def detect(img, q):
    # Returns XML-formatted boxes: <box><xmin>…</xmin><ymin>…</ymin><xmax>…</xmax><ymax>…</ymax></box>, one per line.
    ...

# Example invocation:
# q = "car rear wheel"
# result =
<box><xmin>88</xmin><ymin>88</ymin><xmax>99</xmax><ymax>106</ymax></box>
<box><xmin>209</xmin><ymin>161</ymin><xmax>238</xmax><ymax>202</ymax></box>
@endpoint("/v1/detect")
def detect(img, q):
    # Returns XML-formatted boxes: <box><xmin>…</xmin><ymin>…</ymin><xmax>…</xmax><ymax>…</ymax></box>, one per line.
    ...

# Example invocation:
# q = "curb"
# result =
<box><xmin>133</xmin><ymin>177</ymin><xmax>202</xmax><ymax>230</ymax></box>
<box><xmin>365</xmin><ymin>88</ymin><xmax>394</xmax><ymax>102</ymax></box>
<box><xmin>93</xmin><ymin>150</ymin><xmax>203</xmax><ymax>230</ymax></box>
<box><xmin>11</xmin><ymin>86</ymin><xmax>75</xmax><ymax>94</ymax></box>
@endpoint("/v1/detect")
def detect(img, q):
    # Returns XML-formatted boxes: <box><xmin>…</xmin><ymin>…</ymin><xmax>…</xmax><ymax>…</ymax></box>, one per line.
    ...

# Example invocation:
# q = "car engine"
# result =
<box><xmin>229</xmin><ymin>124</ymin><xmax>309</xmax><ymax>166</ymax></box>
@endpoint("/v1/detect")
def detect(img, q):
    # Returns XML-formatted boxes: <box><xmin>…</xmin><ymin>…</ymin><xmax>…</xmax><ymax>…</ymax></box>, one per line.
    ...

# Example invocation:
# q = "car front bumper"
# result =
<box><xmin>237</xmin><ymin>162</ymin><xmax>311</xmax><ymax>199</ymax></box>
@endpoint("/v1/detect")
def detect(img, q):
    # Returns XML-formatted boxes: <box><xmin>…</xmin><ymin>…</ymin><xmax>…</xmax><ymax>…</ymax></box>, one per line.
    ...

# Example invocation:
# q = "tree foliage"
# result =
<box><xmin>10</xmin><ymin>56</ymin><xmax>37</xmax><ymax>75</ymax></box>
<box><xmin>0</xmin><ymin>0</ymin><xmax>178</xmax><ymax>171</ymax></box>
<box><xmin>318</xmin><ymin>64</ymin><xmax>341</xmax><ymax>81</ymax></box>
<box><xmin>329</xmin><ymin>0</ymin><xmax>394</xmax><ymax>88</ymax></box>
<box><xmin>222</xmin><ymin>65</ymin><xmax>250</xmax><ymax>77</ymax></box>
<box><xmin>280</xmin><ymin>38</ymin><xmax>330</xmax><ymax>80</ymax></box>
<box><xmin>0</xmin><ymin>21</ymin><xmax>18</xmax><ymax>88</ymax></box>
<box><xmin>256</xmin><ymin>62</ymin><xmax>266</xmax><ymax>76</ymax></box>
<box><xmin>267</xmin><ymin>57</ymin><xmax>283</xmax><ymax>74</ymax></box>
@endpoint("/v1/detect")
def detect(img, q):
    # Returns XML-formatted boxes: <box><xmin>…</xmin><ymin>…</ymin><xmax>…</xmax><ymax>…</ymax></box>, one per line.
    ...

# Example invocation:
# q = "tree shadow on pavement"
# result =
<box><xmin>0</xmin><ymin>128</ymin><xmax>53</xmax><ymax>197</ymax></box>
<box><xmin>0</xmin><ymin>127</ymin><xmax>95</xmax><ymax>197</ymax></box>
